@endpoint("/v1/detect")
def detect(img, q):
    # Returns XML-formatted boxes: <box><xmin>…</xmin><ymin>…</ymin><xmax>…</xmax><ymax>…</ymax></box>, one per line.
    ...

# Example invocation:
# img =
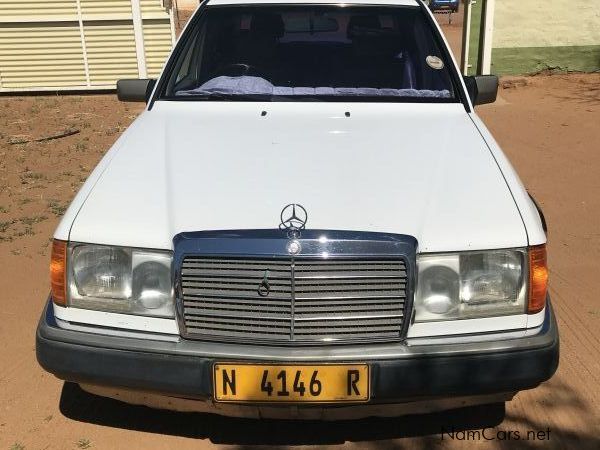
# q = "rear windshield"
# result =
<box><xmin>161</xmin><ymin>5</ymin><xmax>457</xmax><ymax>102</ymax></box>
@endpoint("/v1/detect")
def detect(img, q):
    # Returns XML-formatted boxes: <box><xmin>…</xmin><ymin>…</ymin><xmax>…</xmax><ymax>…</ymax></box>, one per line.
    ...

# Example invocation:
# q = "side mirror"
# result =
<box><xmin>463</xmin><ymin>75</ymin><xmax>498</xmax><ymax>106</ymax></box>
<box><xmin>117</xmin><ymin>79</ymin><xmax>157</xmax><ymax>103</ymax></box>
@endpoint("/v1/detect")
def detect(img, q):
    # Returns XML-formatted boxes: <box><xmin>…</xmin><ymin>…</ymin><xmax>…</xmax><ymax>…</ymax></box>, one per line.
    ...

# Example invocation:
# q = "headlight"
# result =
<box><xmin>68</xmin><ymin>244</ymin><xmax>174</xmax><ymax>318</ymax></box>
<box><xmin>415</xmin><ymin>249</ymin><xmax>527</xmax><ymax>322</ymax></box>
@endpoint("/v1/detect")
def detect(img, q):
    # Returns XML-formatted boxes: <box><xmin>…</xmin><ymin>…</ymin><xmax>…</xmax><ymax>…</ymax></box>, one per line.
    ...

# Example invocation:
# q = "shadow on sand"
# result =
<box><xmin>59</xmin><ymin>382</ymin><xmax>506</xmax><ymax>447</ymax></box>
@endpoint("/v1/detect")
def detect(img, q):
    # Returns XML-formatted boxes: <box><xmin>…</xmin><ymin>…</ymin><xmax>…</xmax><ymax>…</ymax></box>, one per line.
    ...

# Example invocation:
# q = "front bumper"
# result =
<box><xmin>37</xmin><ymin>299</ymin><xmax>559</xmax><ymax>407</ymax></box>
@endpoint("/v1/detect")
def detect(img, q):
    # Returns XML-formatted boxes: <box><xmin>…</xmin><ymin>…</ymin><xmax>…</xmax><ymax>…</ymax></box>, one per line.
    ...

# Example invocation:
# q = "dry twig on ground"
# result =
<box><xmin>8</xmin><ymin>128</ymin><xmax>80</xmax><ymax>145</ymax></box>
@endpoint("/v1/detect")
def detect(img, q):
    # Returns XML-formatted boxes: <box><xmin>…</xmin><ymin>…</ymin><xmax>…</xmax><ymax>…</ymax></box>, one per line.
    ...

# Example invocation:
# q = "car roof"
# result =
<box><xmin>207</xmin><ymin>0</ymin><xmax>420</xmax><ymax>7</ymax></box>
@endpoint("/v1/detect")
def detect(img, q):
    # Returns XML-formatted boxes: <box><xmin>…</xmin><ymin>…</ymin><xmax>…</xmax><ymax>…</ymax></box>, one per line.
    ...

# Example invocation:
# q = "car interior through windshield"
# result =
<box><xmin>163</xmin><ymin>5</ymin><xmax>457</xmax><ymax>101</ymax></box>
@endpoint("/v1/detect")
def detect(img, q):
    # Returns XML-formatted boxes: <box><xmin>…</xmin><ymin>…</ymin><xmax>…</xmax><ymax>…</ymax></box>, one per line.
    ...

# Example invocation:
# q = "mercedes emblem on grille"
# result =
<box><xmin>279</xmin><ymin>203</ymin><xmax>308</xmax><ymax>239</ymax></box>
<box><xmin>286</xmin><ymin>239</ymin><xmax>302</xmax><ymax>255</ymax></box>
<box><xmin>257</xmin><ymin>269</ymin><xmax>271</xmax><ymax>297</ymax></box>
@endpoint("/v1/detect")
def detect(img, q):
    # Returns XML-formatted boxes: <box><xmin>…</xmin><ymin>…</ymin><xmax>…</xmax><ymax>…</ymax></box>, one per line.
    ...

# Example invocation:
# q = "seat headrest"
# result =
<box><xmin>250</xmin><ymin>13</ymin><xmax>285</xmax><ymax>40</ymax></box>
<box><xmin>347</xmin><ymin>15</ymin><xmax>381</xmax><ymax>39</ymax></box>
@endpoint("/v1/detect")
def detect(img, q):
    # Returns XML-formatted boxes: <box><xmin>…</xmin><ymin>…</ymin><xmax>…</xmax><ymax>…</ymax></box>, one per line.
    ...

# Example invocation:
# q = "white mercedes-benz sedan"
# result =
<box><xmin>37</xmin><ymin>0</ymin><xmax>558</xmax><ymax>420</ymax></box>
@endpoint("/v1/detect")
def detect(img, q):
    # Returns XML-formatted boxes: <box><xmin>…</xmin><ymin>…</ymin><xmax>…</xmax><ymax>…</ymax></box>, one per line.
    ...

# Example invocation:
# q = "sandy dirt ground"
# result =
<box><xmin>1</xmin><ymin>8</ymin><xmax>599</xmax><ymax>450</ymax></box>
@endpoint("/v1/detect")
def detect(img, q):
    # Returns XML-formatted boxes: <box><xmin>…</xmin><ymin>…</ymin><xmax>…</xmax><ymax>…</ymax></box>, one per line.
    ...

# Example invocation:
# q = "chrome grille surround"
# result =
<box><xmin>174</xmin><ymin>230</ymin><xmax>417</xmax><ymax>345</ymax></box>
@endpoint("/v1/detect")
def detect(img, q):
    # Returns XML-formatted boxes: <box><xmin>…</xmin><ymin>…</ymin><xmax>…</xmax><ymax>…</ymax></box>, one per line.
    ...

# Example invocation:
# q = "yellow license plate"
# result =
<box><xmin>214</xmin><ymin>363</ymin><xmax>369</xmax><ymax>403</ymax></box>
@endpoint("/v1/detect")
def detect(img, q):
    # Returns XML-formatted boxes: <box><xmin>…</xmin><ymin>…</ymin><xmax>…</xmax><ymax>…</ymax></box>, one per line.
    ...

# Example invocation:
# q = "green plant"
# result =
<box><xmin>9</xmin><ymin>443</ymin><xmax>25</xmax><ymax>450</ymax></box>
<box><xmin>20</xmin><ymin>171</ymin><xmax>46</xmax><ymax>184</ymax></box>
<box><xmin>0</xmin><ymin>220</ymin><xmax>13</xmax><ymax>232</ymax></box>
<box><xmin>76</xmin><ymin>438</ymin><xmax>92</xmax><ymax>449</ymax></box>
<box><xmin>13</xmin><ymin>226</ymin><xmax>35</xmax><ymax>237</ymax></box>
<box><xmin>19</xmin><ymin>215</ymin><xmax>47</xmax><ymax>226</ymax></box>
<box><xmin>48</xmin><ymin>200</ymin><xmax>67</xmax><ymax>217</ymax></box>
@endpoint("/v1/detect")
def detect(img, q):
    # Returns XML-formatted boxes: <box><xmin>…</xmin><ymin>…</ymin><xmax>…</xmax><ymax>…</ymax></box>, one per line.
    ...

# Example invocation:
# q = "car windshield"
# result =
<box><xmin>161</xmin><ymin>5</ymin><xmax>457</xmax><ymax>102</ymax></box>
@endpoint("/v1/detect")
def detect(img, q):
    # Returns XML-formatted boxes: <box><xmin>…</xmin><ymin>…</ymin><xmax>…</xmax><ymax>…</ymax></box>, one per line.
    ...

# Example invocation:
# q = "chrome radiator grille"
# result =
<box><xmin>180</xmin><ymin>256</ymin><xmax>408</xmax><ymax>344</ymax></box>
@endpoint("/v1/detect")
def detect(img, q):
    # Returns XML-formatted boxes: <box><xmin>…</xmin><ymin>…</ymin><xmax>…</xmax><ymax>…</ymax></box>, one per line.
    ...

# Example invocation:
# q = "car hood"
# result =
<box><xmin>68</xmin><ymin>101</ymin><xmax>526</xmax><ymax>252</ymax></box>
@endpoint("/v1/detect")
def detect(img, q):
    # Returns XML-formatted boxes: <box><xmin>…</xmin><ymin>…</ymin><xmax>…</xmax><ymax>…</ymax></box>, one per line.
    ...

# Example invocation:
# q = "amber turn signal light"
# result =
<box><xmin>528</xmin><ymin>245</ymin><xmax>548</xmax><ymax>314</ymax></box>
<box><xmin>51</xmin><ymin>239</ymin><xmax>67</xmax><ymax>306</ymax></box>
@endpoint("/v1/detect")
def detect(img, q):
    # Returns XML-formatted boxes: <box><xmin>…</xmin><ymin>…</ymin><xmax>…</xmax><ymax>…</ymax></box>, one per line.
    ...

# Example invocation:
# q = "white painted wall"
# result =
<box><xmin>493</xmin><ymin>0</ymin><xmax>600</xmax><ymax>48</ymax></box>
<box><xmin>176</xmin><ymin>0</ymin><xmax>198</xmax><ymax>8</ymax></box>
